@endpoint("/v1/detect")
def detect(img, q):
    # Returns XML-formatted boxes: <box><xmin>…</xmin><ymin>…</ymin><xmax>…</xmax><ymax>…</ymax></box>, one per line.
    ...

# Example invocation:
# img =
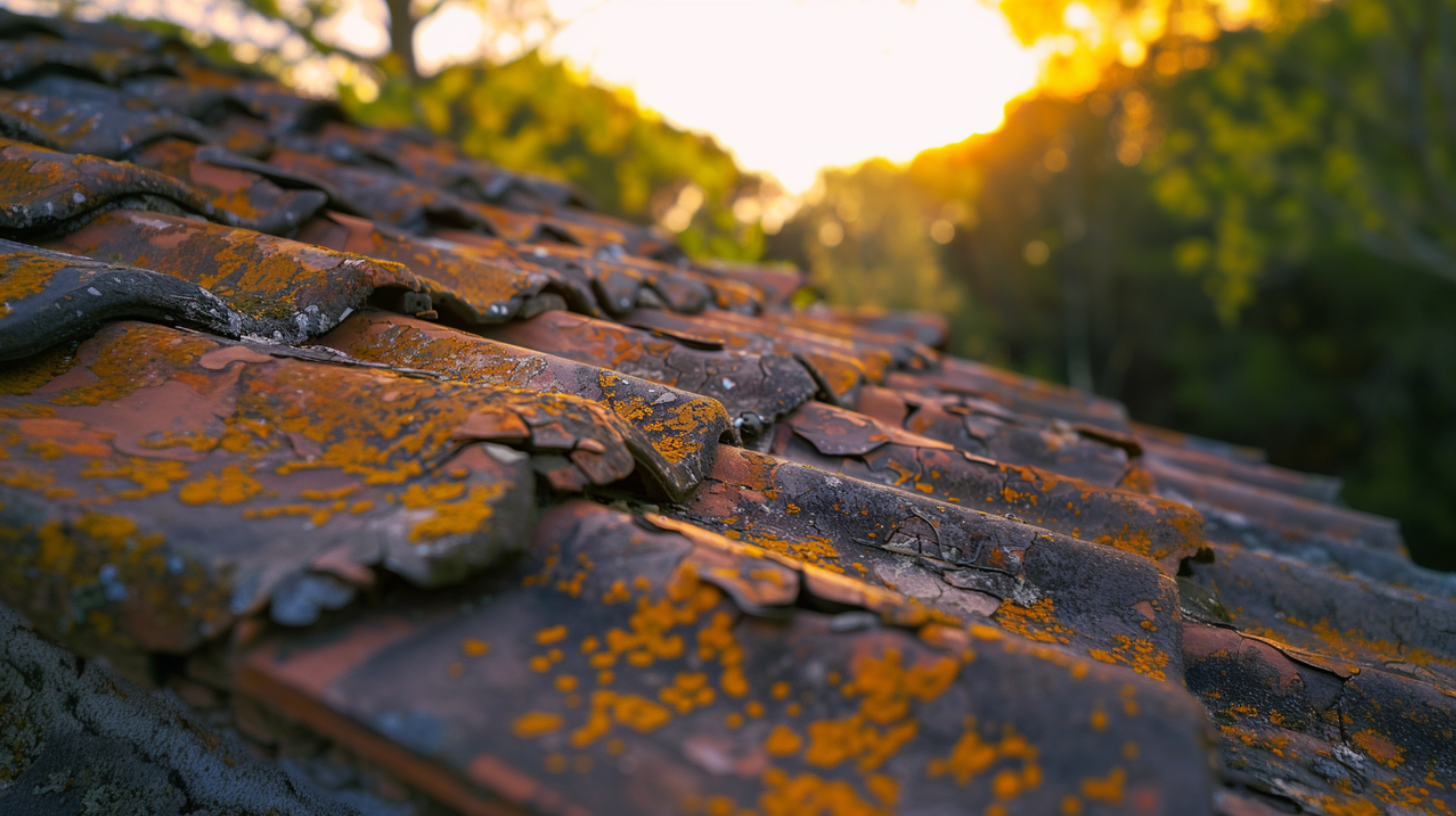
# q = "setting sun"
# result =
<box><xmin>427</xmin><ymin>0</ymin><xmax>1041</xmax><ymax>192</ymax></box>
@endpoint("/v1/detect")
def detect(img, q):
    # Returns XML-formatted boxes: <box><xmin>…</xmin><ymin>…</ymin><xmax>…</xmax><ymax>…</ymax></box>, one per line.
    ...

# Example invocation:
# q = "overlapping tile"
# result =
<box><xmin>1139</xmin><ymin>434</ymin><xmax>1342</xmax><ymax>503</ymax></box>
<box><xmin>316</xmin><ymin>310</ymin><xmax>731</xmax><ymax>498</ymax></box>
<box><xmin>296</xmin><ymin>211</ymin><xmax>563</xmax><ymax>324</ymax></box>
<box><xmin>889</xmin><ymin>357</ymin><xmax>1133</xmax><ymax>435</ymax></box>
<box><xmin>1185</xmin><ymin>544</ymin><xmax>1456</xmax><ymax>686</ymax></box>
<box><xmin>0</xmin><ymin>240</ymin><xmax>256</xmax><ymax>359</ymax></box>
<box><xmin>667</xmin><ymin>445</ymin><xmax>1187</xmax><ymax>682</ymax></box>
<box><xmin>0</xmin><ymin>320</ymin><xmax>674</xmax><ymax>654</ymax></box>
<box><xmin>0</xmin><ymin>137</ymin><xmax>326</xmax><ymax>237</ymax></box>
<box><xmin>853</xmin><ymin>384</ymin><xmax>1137</xmax><ymax>488</ymax></box>
<box><xmin>266</xmin><ymin>146</ymin><xmax>501</xmax><ymax>236</ymax></box>
<box><xmin>128</xmin><ymin>139</ymin><xmax>330</xmax><ymax>233</ymax></box>
<box><xmin>0</xmin><ymin>76</ymin><xmax>208</xmax><ymax>159</ymax></box>
<box><xmin>484</xmin><ymin>310</ymin><xmax>819</xmax><ymax>438</ymax></box>
<box><xmin>624</xmin><ymin>308</ymin><xmax>884</xmax><ymax>406</ymax></box>
<box><xmin>1155</xmin><ymin>463</ymin><xmax>1404</xmax><ymax>554</ymax></box>
<box><xmin>769</xmin><ymin>400</ymin><xmax>1206</xmax><ymax>575</ymax></box>
<box><xmin>238</xmin><ymin>501</ymin><xmax>1218</xmax><ymax>816</ymax></box>
<box><xmin>35</xmin><ymin>209</ymin><xmax>421</xmax><ymax>343</ymax></box>
<box><xmin>1184</xmin><ymin>623</ymin><xmax>1456</xmax><ymax>816</ymax></box>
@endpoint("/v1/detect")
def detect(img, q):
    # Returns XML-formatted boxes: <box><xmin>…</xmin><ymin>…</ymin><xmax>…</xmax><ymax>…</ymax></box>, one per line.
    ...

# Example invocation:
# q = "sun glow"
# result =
<box><xmin>416</xmin><ymin>0</ymin><xmax>1038</xmax><ymax>193</ymax></box>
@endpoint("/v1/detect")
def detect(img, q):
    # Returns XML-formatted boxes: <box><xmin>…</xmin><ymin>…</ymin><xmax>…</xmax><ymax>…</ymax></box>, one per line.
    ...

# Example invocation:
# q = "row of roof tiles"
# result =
<box><xmin>0</xmin><ymin>11</ymin><xmax>1451</xmax><ymax>816</ymax></box>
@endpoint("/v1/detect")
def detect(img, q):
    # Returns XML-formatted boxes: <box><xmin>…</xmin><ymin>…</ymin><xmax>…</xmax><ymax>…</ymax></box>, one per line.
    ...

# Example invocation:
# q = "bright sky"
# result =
<box><xmin>538</xmin><ymin>0</ymin><xmax>1040</xmax><ymax>192</ymax></box>
<box><xmin>20</xmin><ymin>0</ymin><xmax>1040</xmax><ymax>194</ymax></box>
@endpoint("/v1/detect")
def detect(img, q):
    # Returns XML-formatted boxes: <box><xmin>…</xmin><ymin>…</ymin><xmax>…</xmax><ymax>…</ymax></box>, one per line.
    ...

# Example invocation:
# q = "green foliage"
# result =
<box><xmin>1149</xmin><ymin>0</ymin><xmax>1456</xmax><ymax>320</ymax></box>
<box><xmin>347</xmin><ymin>54</ymin><xmax>765</xmax><ymax>261</ymax></box>
<box><xmin>768</xmin><ymin>160</ymin><xmax>970</xmax><ymax>346</ymax></box>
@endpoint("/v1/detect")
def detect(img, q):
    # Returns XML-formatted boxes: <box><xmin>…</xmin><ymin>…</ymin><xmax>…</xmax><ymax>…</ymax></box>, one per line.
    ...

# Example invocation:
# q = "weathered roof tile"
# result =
<box><xmin>238</xmin><ymin>501</ymin><xmax>1218</xmax><ymax>816</ymax></box>
<box><xmin>772</xmin><ymin>400</ymin><xmax>1207</xmax><ymax>575</ymax></box>
<box><xmin>667</xmin><ymin>445</ymin><xmax>1187</xmax><ymax>680</ymax></box>
<box><xmin>316</xmin><ymin>310</ymin><xmax>732</xmax><ymax>499</ymax></box>
<box><xmin>37</xmin><ymin>209</ymin><xmax>420</xmax><ymax>342</ymax></box>
<box><xmin>0</xmin><ymin>319</ymin><xmax>673</xmax><ymax>650</ymax></box>
<box><xmin>854</xmin><ymin>384</ymin><xmax>1137</xmax><ymax>487</ymax></box>
<box><xmin>485</xmin><ymin>310</ymin><xmax>820</xmax><ymax>436</ymax></box>
<box><xmin>0</xmin><ymin>78</ymin><xmax>208</xmax><ymax>159</ymax></box>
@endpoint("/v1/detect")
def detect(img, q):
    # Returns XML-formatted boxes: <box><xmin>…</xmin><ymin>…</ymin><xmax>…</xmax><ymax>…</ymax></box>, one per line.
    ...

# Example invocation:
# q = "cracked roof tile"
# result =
<box><xmin>238</xmin><ymin>500</ymin><xmax>1218</xmax><ymax>816</ymax></box>
<box><xmin>771</xmin><ymin>400</ymin><xmax>1208</xmax><ymax>575</ymax></box>
<box><xmin>484</xmin><ymin>310</ymin><xmax>820</xmax><ymax>436</ymax></box>
<box><xmin>0</xmin><ymin>320</ymin><xmax>672</xmax><ymax>649</ymax></box>
<box><xmin>316</xmin><ymin>310</ymin><xmax>732</xmax><ymax>500</ymax></box>
<box><xmin>665</xmin><ymin>445</ymin><xmax>1187</xmax><ymax>680</ymax></box>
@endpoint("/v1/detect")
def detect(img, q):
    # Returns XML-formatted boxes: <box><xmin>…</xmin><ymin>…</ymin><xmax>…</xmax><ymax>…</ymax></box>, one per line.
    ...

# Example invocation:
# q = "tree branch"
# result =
<box><xmin>231</xmin><ymin>0</ymin><xmax>378</xmax><ymax>66</ymax></box>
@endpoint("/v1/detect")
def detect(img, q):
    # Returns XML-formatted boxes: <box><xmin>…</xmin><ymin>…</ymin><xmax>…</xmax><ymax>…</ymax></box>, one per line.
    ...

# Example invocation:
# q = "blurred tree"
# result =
<box><xmin>235</xmin><ymin>0</ymin><xmax>559</xmax><ymax>82</ymax></box>
<box><xmin>351</xmin><ymin>54</ymin><xmax>766</xmax><ymax>259</ymax></box>
<box><xmin>1149</xmin><ymin>0</ymin><xmax>1456</xmax><ymax>320</ymax></box>
<box><xmin>767</xmin><ymin>161</ymin><xmax>969</xmax><ymax>341</ymax></box>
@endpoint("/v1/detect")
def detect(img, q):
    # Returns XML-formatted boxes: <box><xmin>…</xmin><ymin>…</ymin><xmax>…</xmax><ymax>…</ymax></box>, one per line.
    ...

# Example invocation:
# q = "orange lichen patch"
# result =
<box><xmin>536</xmin><ymin>625</ymin><xmax>570</xmax><ymax>645</ymax></box>
<box><xmin>738</xmin><ymin>530</ymin><xmax>843</xmax><ymax>573</ymax></box>
<box><xmin>462</xmin><ymin>638</ymin><xmax>490</xmax><ymax>657</ymax></box>
<box><xmin>994</xmin><ymin>598</ymin><xmax>1073</xmax><ymax>646</ymax></box>
<box><xmin>176</xmin><ymin>465</ymin><xmax>261</xmax><ymax>505</ymax></box>
<box><xmin>53</xmin><ymin>329</ymin><xmax>216</xmax><ymax>407</ymax></box>
<box><xmin>1244</xmin><ymin>615</ymin><xmax>1456</xmax><ymax>678</ymax></box>
<box><xmin>636</xmin><ymin>397</ymin><xmax>726</xmax><ymax>465</ymax></box>
<box><xmin>865</xmin><ymin>774</ymin><xmax>899</xmax><ymax>809</ymax></box>
<box><xmin>511</xmin><ymin>711</ymin><xmax>564</xmax><ymax>739</ymax></box>
<box><xmin>926</xmin><ymin>717</ymin><xmax>1042</xmax><ymax>803</ymax></box>
<box><xmin>408</xmin><ymin>483</ymin><xmax>505</xmax><ymax>542</ymax></box>
<box><xmin>1078</xmin><ymin>766</ymin><xmax>1126</xmax><ymax>805</ymax></box>
<box><xmin>764</xmin><ymin>724</ymin><xmax>804</xmax><ymax>757</ymax></box>
<box><xmin>796</xmin><ymin>647</ymin><xmax>960</xmax><ymax>774</ymax></box>
<box><xmin>757</xmin><ymin>768</ymin><xmax>890</xmax><ymax>816</ymax></box>
<box><xmin>658</xmin><ymin>671</ymin><xmax>716</xmax><ymax>714</ymax></box>
<box><xmin>1311</xmin><ymin>797</ymin><xmax>1385</xmax><ymax>816</ymax></box>
<box><xmin>81</xmin><ymin>457</ymin><xmax>191</xmax><ymax>500</ymax></box>
<box><xmin>1351</xmin><ymin>729</ymin><xmax>1406</xmax><ymax>768</ymax></box>
<box><xmin>0</xmin><ymin>251</ymin><xmax>72</xmax><ymax>312</ymax></box>
<box><xmin>568</xmin><ymin>690</ymin><xmax>673</xmax><ymax>748</ymax></box>
<box><xmin>1087</xmin><ymin>635</ymin><xmax>1169</xmax><ymax>681</ymax></box>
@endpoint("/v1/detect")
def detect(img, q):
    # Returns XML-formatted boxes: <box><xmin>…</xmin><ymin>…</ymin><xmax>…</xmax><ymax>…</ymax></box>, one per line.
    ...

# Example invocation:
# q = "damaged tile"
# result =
<box><xmin>238</xmin><ymin>501</ymin><xmax>1218</xmax><ymax>816</ymax></box>
<box><xmin>667</xmin><ymin>445</ymin><xmax>1187</xmax><ymax>682</ymax></box>
<box><xmin>0</xmin><ymin>320</ymin><xmax>676</xmax><ymax>653</ymax></box>
<box><xmin>316</xmin><ymin>310</ymin><xmax>732</xmax><ymax>499</ymax></box>
<box><xmin>484</xmin><ymin>310</ymin><xmax>819</xmax><ymax>440</ymax></box>
<box><xmin>37</xmin><ymin>209</ymin><xmax>421</xmax><ymax>343</ymax></box>
<box><xmin>770</xmin><ymin>400</ymin><xmax>1207</xmax><ymax>575</ymax></box>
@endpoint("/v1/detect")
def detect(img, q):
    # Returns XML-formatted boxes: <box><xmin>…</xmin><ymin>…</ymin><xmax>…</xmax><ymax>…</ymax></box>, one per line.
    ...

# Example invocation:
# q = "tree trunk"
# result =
<box><xmin>385</xmin><ymin>0</ymin><xmax>420</xmax><ymax>83</ymax></box>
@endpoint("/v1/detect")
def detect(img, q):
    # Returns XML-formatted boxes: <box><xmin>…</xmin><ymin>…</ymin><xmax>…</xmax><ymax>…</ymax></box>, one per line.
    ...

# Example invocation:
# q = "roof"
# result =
<box><xmin>0</xmin><ymin>10</ymin><xmax>1452</xmax><ymax>816</ymax></box>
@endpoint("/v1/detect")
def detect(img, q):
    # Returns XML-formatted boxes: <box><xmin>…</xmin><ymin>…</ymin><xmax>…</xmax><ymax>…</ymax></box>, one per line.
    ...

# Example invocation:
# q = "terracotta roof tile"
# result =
<box><xmin>0</xmin><ymin>13</ymin><xmax>1449</xmax><ymax>815</ymax></box>
<box><xmin>484</xmin><ymin>310</ymin><xmax>820</xmax><ymax>435</ymax></box>
<box><xmin>238</xmin><ymin>501</ymin><xmax>1218</xmax><ymax>816</ymax></box>
<box><xmin>316</xmin><ymin>310</ymin><xmax>731</xmax><ymax>498</ymax></box>
<box><xmin>854</xmin><ymin>384</ymin><xmax>1137</xmax><ymax>487</ymax></box>
<box><xmin>36</xmin><ymin>209</ymin><xmax>419</xmax><ymax>340</ymax></box>
<box><xmin>772</xmin><ymin>400</ymin><xmax>1207</xmax><ymax>575</ymax></box>
<box><xmin>666</xmin><ymin>445</ymin><xmax>1187</xmax><ymax>679</ymax></box>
